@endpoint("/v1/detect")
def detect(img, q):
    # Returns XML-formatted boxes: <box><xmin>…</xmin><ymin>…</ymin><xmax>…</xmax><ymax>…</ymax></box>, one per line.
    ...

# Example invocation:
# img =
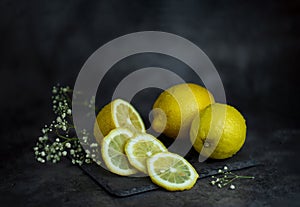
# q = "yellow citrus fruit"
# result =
<box><xmin>190</xmin><ymin>103</ymin><xmax>247</xmax><ymax>159</ymax></box>
<box><xmin>125</xmin><ymin>133</ymin><xmax>167</xmax><ymax>174</ymax></box>
<box><xmin>101</xmin><ymin>128</ymin><xmax>138</xmax><ymax>176</ymax></box>
<box><xmin>94</xmin><ymin>99</ymin><xmax>145</xmax><ymax>144</ymax></box>
<box><xmin>152</xmin><ymin>83</ymin><xmax>214</xmax><ymax>139</ymax></box>
<box><xmin>147</xmin><ymin>152</ymin><xmax>199</xmax><ymax>191</ymax></box>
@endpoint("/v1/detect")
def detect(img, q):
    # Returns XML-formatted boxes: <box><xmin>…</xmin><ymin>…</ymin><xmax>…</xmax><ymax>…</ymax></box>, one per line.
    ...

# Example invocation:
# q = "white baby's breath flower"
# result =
<box><xmin>34</xmin><ymin>85</ymin><xmax>100</xmax><ymax>166</ymax></box>
<box><xmin>65</xmin><ymin>143</ymin><xmax>71</xmax><ymax>148</ymax></box>
<box><xmin>56</xmin><ymin>116</ymin><xmax>62</xmax><ymax>123</ymax></box>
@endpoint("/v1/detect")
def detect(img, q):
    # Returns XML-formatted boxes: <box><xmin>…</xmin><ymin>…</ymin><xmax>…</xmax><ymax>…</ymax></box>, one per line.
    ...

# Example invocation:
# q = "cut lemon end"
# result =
<box><xmin>125</xmin><ymin>133</ymin><xmax>167</xmax><ymax>174</ymax></box>
<box><xmin>101</xmin><ymin>128</ymin><xmax>138</xmax><ymax>176</ymax></box>
<box><xmin>113</xmin><ymin>99</ymin><xmax>146</xmax><ymax>133</ymax></box>
<box><xmin>147</xmin><ymin>152</ymin><xmax>199</xmax><ymax>191</ymax></box>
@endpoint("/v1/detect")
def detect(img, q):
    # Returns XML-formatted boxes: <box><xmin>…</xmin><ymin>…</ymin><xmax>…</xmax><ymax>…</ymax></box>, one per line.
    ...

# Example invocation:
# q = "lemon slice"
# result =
<box><xmin>94</xmin><ymin>99</ymin><xmax>146</xmax><ymax>144</ymax></box>
<box><xmin>101</xmin><ymin>128</ymin><xmax>138</xmax><ymax>176</ymax></box>
<box><xmin>147</xmin><ymin>152</ymin><xmax>199</xmax><ymax>191</ymax></box>
<box><xmin>125</xmin><ymin>133</ymin><xmax>167</xmax><ymax>174</ymax></box>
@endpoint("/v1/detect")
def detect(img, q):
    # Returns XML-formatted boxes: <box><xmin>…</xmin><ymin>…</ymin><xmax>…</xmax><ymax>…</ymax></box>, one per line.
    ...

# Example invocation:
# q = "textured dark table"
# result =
<box><xmin>1</xmin><ymin>110</ymin><xmax>299</xmax><ymax>207</ymax></box>
<box><xmin>1</xmin><ymin>0</ymin><xmax>299</xmax><ymax>206</ymax></box>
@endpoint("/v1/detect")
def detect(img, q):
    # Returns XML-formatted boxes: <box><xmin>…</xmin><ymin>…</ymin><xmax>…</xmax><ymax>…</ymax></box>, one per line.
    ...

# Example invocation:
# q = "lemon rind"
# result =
<box><xmin>147</xmin><ymin>152</ymin><xmax>199</xmax><ymax>191</ymax></box>
<box><xmin>101</xmin><ymin>128</ymin><xmax>138</xmax><ymax>176</ymax></box>
<box><xmin>112</xmin><ymin>99</ymin><xmax>146</xmax><ymax>133</ymax></box>
<box><xmin>125</xmin><ymin>133</ymin><xmax>167</xmax><ymax>174</ymax></box>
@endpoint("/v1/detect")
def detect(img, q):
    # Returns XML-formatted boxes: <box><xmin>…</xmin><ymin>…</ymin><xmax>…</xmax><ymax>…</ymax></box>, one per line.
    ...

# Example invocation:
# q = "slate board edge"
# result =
<box><xmin>77</xmin><ymin>159</ymin><xmax>261</xmax><ymax>197</ymax></box>
<box><xmin>77</xmin><ymin>164</ymin><xmax>160</xmax><ymax>197</ymax></box>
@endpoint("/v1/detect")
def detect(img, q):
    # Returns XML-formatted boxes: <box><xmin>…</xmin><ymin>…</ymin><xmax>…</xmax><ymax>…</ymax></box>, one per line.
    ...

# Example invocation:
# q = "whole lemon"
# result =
<box><xmin>190</xmin><ymin>103</ymin><xmax>246</xmax><ymax>159</ymax></box>
<box><xmin>152</xmin><ymin>83</ymin><xmax>214</xmax><ymax>139</ymax></box>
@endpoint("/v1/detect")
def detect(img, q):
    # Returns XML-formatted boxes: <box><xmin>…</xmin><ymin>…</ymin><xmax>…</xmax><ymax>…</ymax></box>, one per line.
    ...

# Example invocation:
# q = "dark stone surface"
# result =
<box><xmin>0</xmin><ymin>0</ymin><xmax>299</xmax><ymax>206</ymax></box>
<box><xmin>1</xmin><ymin>114</ymin><xmax>300</xmax><ymax>206</ymax></box>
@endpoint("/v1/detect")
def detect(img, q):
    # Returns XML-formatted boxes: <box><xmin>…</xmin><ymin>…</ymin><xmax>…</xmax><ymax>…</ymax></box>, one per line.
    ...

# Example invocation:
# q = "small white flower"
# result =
<box><xmin>70</xmin><ymin>149</ymin><xmax>75</xmax><ymax>155</ymax></box>
<box><xmin>224</xmin><ymin>166</ymin><xmax>228</xmax><ymax>171</ymax></box>
<box><xmin>217</xmin><ymin>184</ymin><xmax>222</xmax><ymax>188</ymax></box>
<box><xmin>62</xmin><ymin>151</ymin><xmax>67</xmax><ymax>156</ymax></box>
<box><xmin>41</xmin><ymin>151</ymin><xmax>46</xmax><ymax>157</ymax></box>
<box><xmin>90</xmin><ymin>143</ymin><xmax>98</xmax><ymax>148</ymax></box>
<box><xmin>37</xmin><ymin>157</ymin><xmax>45</xmax><ymax>163</ymax></box>
<box><xmin>56</xmin><ymin>116</ymin><xmax>62</xmax><ymax>123</ymax></box>
<box><xmin>52</xmin><ymin>88</ymin><xmax>57</xmax><ymax>94</ymax></box>
<box><xmin>211</xmin><ymin>181</ymin><xmax>216</xmax><ymax>185</ymax></box>
<box><xmin>65</xmin><ymin>143</ymin><xmax>71</xmax><ymax>148</ymax></box>
<box><xmin>218</xmin><ymin>169</ymin><xmax>223</xmax><ymax>173</ymax></box>
<box><xmin>56</xmin><ymin>138</ymin><xmax>60</xmax><ymax>142</ymax></box>
<box><xmin>230</xmin><ymin>184</ymin><xmax>235</xmax><ymax>190</ymax></box>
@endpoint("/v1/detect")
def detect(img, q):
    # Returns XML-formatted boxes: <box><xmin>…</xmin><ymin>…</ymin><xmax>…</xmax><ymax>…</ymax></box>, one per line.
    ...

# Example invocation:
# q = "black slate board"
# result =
<box><xmin>77</xmin><ymin>135</ymin><xmax>260</xmax><ymax>197</ymax></box>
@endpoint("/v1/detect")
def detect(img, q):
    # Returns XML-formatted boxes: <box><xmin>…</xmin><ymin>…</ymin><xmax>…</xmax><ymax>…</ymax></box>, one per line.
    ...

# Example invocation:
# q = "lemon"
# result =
<box><xmin>94</xmin><ymin>99</ymin><xmax>145</xmax><ymax>144</ymax></box>
<box><xmin>152</xmin><ymin>83</ymin><xmax>214</xmax><ymax>139</ymax></box>
<box><xmin>101</xmin><ymin>128</ymin><xmax>138</xmax><ymax>176</ymax></box>
<box><xmin>125</xmin><ymin>133</ymin><xmax>167</xmax><ymax>174</ymax></box>
<box><xmin>147</xmin><ymin>152</ymin><xmax>199</xmax><ymax>191</ymax></box>
<box><xmin>190</xmin><ymin>103</ymin><xmax>247</xmax><ymax>159</ymax></box>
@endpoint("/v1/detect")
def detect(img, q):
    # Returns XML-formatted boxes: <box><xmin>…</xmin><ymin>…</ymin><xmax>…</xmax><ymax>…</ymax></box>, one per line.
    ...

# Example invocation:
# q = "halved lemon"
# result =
<box><xmin>147</xmin><ymin>152</ymin><xmax>199</xmax><ymax>191</ymax></box>
<box><xmin>125</xmin><ymin>133</ymin><xmax>167</xmax><ymax>174</ymax></box>
<box><xmin>101</xmin><ymin>128</ymin><xmax>138</xmax><ymax>176</ymax></box>
<box><xmin>94</xmin><ymin>99</ymin><xmax>146</xmax><ymax>144</ymax></box>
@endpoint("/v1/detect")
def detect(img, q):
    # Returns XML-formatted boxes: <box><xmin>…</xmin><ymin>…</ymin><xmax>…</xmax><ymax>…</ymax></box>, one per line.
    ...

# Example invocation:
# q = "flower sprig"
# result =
<box><xmin>210</xmin><ymin>166</ymin><xmax>255</xmax><ymax>190</ymax></box>
<box><xmin>33</xmin><ymin>85</ymin><xmax>100</xmax><ymax>166</ymax></box>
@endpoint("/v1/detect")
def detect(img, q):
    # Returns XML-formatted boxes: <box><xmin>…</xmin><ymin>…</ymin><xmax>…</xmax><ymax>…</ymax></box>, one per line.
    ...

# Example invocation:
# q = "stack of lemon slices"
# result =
<box><xmin>94</xmin><ymin>99</ymin><xmax>199</xmax><ymax>191</ymax></box>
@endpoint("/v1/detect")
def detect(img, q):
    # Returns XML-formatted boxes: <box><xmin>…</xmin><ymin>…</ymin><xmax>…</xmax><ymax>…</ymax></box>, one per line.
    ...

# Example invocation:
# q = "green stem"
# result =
<box><xmin>222</xmin><ymin>177</ymin><xmax>237</xmax><ymax>186</ymax></box>
<box><xmin>55</xmin><ymin>129</ymin><xmax>78</xmax><ymax>141</ymax></box>
<box><xmin>61</xmin><ymin>138</ymin><xmax>78</xmax><ymax>145</ymax></box>
<box><xmin>236</xmin><ymin>175</ymin><xmax>255</xmax><ymax>179</ymax></box>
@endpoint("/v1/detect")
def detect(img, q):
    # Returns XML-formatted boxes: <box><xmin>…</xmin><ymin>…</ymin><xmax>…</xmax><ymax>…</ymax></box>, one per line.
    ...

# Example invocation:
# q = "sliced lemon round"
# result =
<box><xmin>101</xmin><ymin>128</ymin><xmax>138</xmax><ymax>176</ymax></box>
<box><xmin>94</xmin><ymin>99</ymin><xmax>146</xmax><ymax>144</ymax></box>
<box><xmin>147</xmin><ymin>152</ymin><xmax>199</xmax><ymax>191</ymax></box>
<box><xmin>125</xmin><ymin>133</ymin><xmax>167</xmax><ymax>174</ymax></box>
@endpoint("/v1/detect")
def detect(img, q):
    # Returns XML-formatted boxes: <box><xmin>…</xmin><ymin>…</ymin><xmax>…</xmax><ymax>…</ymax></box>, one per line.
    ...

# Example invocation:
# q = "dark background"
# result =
<box><xmin>0</xmin><ymin>0</ymin><xmax>299</xmax><ymax>206</ymax></box>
